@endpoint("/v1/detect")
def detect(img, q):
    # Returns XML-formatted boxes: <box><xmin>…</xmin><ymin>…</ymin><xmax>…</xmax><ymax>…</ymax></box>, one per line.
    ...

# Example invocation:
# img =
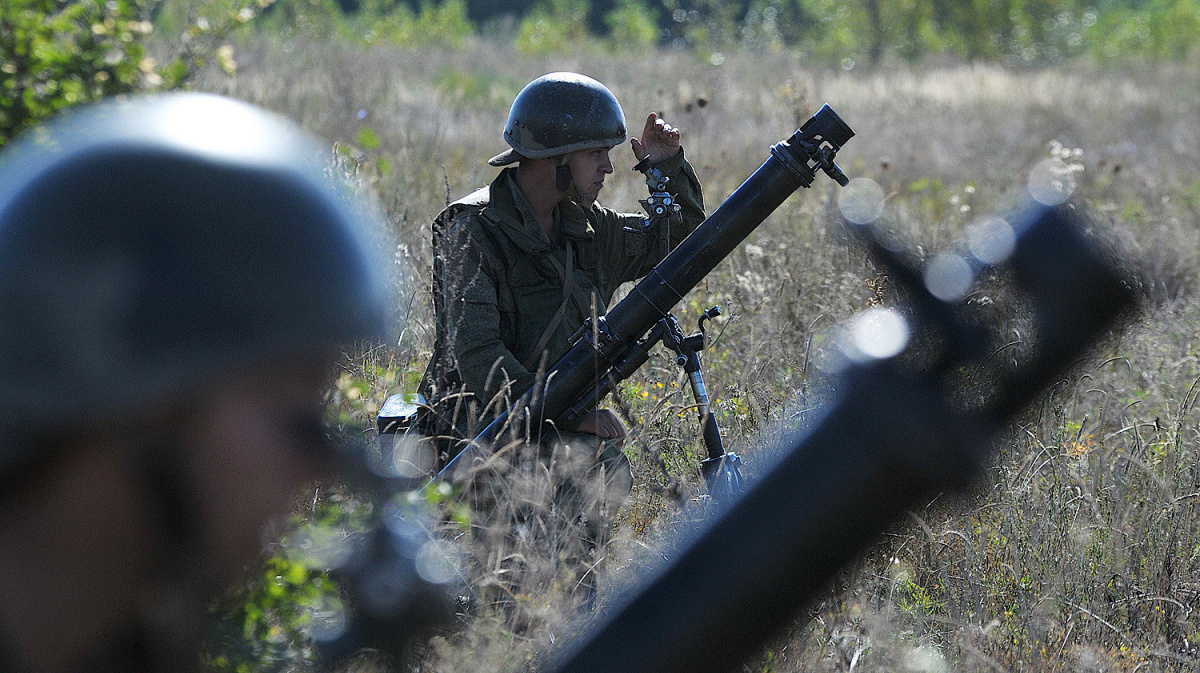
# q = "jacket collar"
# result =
<box><xmin>489</xmin><ymin>169</ymin><xmax>594</xmax><ymax>254</ymax></box>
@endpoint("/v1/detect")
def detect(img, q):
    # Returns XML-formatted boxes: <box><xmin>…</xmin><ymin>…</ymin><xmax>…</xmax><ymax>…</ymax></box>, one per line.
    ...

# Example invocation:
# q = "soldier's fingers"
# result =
<box><xmin>597</xmin><ymin>410</ymin><xmax>613</xmax><ymax>435</ymax></box>
<box><xmin>642</xmin><ymin>112</ymin><xmax>659</xmax><ymax>138</ymax></box>
<box><xmin>654</xmin><ymin>119</ymin><xmax>680</xmax><ymax>142</ymax></box>
<box><xmin>604</xmin><ymin>410</ymin><xmax>625</xmax><ymax>439</ymax></box>
<box><xmin>630</xmin><ymin>137</ymin><xmax>647</xmax><ymax>161</ymax></box>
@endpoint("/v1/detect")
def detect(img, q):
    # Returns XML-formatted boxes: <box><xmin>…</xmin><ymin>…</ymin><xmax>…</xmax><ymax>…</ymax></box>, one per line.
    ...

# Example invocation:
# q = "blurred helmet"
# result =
<box><xmin>488</xmin><ymin>72</ymin><xmax>627</xmax><ymax>166</ymax></box>
<box><xmin>0</xmin><ymin>93</ymin><xmax>390</xmax><ymax>461</ymax></box>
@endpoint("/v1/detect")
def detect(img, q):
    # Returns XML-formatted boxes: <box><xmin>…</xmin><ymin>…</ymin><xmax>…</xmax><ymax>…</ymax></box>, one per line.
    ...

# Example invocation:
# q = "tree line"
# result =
<box><xmin>3</xmin><ymin>0</ymin><xmax>1196</xmax><ymax>146</ymax></box>
<box><xmin>342</xmin><ymin>0</ymin><xmax>1200</xmax><ymax>64</ymax></box>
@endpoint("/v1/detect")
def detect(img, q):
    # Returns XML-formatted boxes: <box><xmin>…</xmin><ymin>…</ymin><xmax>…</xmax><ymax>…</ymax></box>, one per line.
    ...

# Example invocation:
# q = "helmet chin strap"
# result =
<box><xmin>556</xmin><ymin>155</ymin><xmax>594</xmax><ymax>208</ymax></box>
<box><xmin>555</xmin><ymin>155</ymin><xmax>573</xmax><ymax>193</ymax></box>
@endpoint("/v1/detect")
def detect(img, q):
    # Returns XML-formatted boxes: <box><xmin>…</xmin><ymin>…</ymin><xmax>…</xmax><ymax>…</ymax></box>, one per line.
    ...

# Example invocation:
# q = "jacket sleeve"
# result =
<box><xmin>592</xmin><ymin>147</ymin><xmax>705</xmax><ymax>289</ymax></box>
<box><xmin>438</xmin><ymin>222</ymin><xmax>537</xmax><ymax>409</ymax></box>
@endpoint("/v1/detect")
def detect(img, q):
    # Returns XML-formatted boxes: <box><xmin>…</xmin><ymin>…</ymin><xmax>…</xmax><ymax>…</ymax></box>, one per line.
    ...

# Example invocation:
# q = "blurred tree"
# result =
<box><xmin>514</xmin><ymin>0</ymin><xmax>590</xmax><ymax>53</ymax></box>
<box><xmin>253</xmin><ymin>0</ymin><xmax>348</xmax><ymax>38</ymax></box>
<box><xmin>605</xmin><ymin>0</ymin><xmax>659</xmax><ymax>52</ymax></box>
<box><xmin>348</xmin><ymin>0</ymin><xmax>474</xmax><ymax>48</ymax></box>
<box><xmin>245</xmin><ymin>0</ymin><xmax>1200</xmax><ymax>64</ymax></box>
<box><xmin>0</xmin><ymin>0</ymin><xmax>272</xmax><ymax>146</ymax></box>
<box><xmin>791</xmin><ymin>0</ymin><xmax>871</xmax><ymax>62</ymax></box>
<box><xmin>1087</xmin><ymin>0</ymin><xmax>1200</xmax><ymax>60</ymax></box>
<box><xmin>659</xmin><ymin>0</ymin><xmax>746</xmax><ymax>49</ymax></box>
<box><xmin>463</xmin><ymin>0</ymin><xmax>536</xmax><ymax>26</ymax></box>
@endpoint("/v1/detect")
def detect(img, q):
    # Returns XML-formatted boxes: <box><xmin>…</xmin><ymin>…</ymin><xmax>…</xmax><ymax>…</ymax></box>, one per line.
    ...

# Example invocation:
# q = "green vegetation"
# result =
<box><xmin>212</xmin><ymin>0</ymin><xmax>1200</xmax><ymax>65</ymax></box>
<box><xmin>0</xmin><ymin>0</ymin><xmax>272</xmax><ymax>145</ymax></box>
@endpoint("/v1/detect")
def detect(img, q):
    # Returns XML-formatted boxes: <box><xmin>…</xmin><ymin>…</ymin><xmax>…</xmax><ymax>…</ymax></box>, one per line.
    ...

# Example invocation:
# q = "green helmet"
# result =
<box><xmin>0</xmin><ymin>93</ymin><xmax>389</xmax><ymax>454</ymax></box>
<box><xmin>488</xmin><ymin>72</ymin><xmax>627</xmax><ymax>166</ymax></box>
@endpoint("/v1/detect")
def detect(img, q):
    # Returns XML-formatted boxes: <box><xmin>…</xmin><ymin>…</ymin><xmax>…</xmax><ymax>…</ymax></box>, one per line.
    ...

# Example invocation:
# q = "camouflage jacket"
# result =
<box><xmin>418</xmin><ymin>149</ymin><xmax>704</xmax><ymax>439</ymax></box>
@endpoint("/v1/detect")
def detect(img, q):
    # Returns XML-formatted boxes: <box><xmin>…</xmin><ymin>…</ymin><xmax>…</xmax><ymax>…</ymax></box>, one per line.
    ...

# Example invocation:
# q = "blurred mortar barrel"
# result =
<box><xmin>545</xmin><ymin>202</ymin><xmax>1135</xmax><ymax>673</ymax></box>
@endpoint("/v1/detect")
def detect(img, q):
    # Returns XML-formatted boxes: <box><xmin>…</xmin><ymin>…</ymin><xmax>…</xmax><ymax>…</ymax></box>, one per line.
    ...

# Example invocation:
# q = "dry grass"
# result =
<box><xmin>194</xmin><ymin>36</ymin><xmax>1200</xmax><ymax>672</ymax></box>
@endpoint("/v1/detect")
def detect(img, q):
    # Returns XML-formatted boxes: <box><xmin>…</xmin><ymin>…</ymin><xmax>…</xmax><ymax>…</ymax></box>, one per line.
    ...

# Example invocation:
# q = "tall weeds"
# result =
<box><xmin>195</xmin><ymin>39</ymin><xmax>1200</xmax><ymax>671</ymax></box>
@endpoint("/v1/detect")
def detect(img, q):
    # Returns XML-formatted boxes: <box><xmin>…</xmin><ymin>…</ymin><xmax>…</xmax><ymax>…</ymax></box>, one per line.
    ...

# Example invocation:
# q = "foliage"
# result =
<box><xmin>353</xmin><ymin>0</ymin><xmax>474</xmax><ymax>48</ymax></box>
<box><xmin>604</xmin><ymin>0</ymin><xmax>659</xmax><ymax>53</ymax></box>
<box><xmin>787</xmin><ymin>0</ymin><xmax>873</xmax><ymax>64</ymax></box>
<box><xmin>514</xmin><ymin>0</ymin><xmax>591</xmax><ymax>54</ymax></box>
<box><xmin>255</xmin><ymin>0</ymin><xmax>1200</xmax><ymax>65</ymax></box>
<box><xmin>252</xmin><ymin>0</ymin><xmax>347</xmax><ymax>39</ymax></box>
<box><xmin>207</xmin><ymin>489</ymin><xmax>372</xmax><ymax>672</ymax></box>
<box><xmin>207</xmin><ymin>358</ymin><xmax>392</xmax><ymax>672</ymax></box>
<box><xmin>658</xmin><ymin>0</ymin><xmax>743</xmax><ymax>54</ymax></box>
<box><xmin>1</xmin><ymin>0</ymin><xmax>162</xmax><ymax>144</ymax></box>
<box><xmin>0</xmin><ymin>0</ymin><xmax>269</xmax><ymax>146</ymax></box>
<box><xmin>251</xmin><ymin>0</ymin><xmax>473</xmax><ymax>49</ymax></box>
<box><xmin>1085</xmin><ymin>0</ymin><xmax>1200</xmax><ymax>61</ymax></box>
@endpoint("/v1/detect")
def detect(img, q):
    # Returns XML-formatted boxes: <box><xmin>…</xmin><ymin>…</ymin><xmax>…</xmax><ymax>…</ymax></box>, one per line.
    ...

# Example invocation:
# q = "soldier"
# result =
<box><xmin>0</xmin><ymin>93</ymin><xmax>390</xmax><ymax>672</ymax></box>
<box><xmin>416</xmin><ymin>72</ymin><xmax>705</xmax><ymax>607</ymax></box>
<box><xmin>418</xmin><ymin>71</ymin><xmax>704</xmax><ymax>457</ymax></box>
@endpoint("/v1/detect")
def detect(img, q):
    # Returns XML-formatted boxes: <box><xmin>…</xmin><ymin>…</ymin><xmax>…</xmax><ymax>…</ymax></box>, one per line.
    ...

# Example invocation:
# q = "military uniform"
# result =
<box><xmin>418</xmin><ymin>149</ymin><xmax>704</xmax><ymax>446</ymax></box>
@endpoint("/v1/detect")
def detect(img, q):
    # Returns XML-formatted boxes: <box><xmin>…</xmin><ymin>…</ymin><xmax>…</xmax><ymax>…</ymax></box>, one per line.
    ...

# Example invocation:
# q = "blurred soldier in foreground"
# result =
<box><xmin>415</xmin><ymin>72</ymin><xmax>705</xmax><ymax>605</ymax></box>
<box><xmin>0</xmin><ymin>93</ymin><xmax>388</xmax><ymax>672</ymax></box>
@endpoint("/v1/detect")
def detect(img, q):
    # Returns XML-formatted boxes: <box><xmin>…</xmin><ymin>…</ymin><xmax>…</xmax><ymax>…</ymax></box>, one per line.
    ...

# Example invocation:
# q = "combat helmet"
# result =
<box><xmin>0</xmin><ymin>93</ymin><xmax>390</xmax><ymax>470</ymax></box>
<box><xmin>488</xmin><ymin>72</ymin><xmax>627</xmax><ymax>166</ymax></box>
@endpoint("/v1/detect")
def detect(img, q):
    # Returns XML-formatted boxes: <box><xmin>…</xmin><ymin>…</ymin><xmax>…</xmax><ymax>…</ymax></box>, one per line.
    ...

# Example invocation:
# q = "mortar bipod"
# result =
<box><xmin>659</xmin><ymin>307</ymin><xmax>744</xmax><ymax>506</ymax></box>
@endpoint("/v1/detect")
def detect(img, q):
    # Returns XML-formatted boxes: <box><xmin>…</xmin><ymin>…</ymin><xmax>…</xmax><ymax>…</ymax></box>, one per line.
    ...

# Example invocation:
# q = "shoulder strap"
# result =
<box><xmin>525</xmin><ymin>238</ymin><xmax>576</xmax><ymax>369</ymax></box>
<box><xmin>522</xmin><ymin>237</ymin><xmax>599</xmax><ymax>372</ymax></box>
<box><xmin>471</xmin><ymin>204</ymin><xmax>595</xmax><ymax>372</ymax></box>
<box><xmin>545</xmin><ymin>242</ymin><xmax>594</xmax><ymax>319</ymax></box>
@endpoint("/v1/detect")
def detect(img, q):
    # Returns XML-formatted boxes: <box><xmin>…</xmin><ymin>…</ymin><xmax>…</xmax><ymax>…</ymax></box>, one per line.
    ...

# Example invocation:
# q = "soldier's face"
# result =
<box><xmin>182</xmin><ymin>359</ymin><xmax>334</xmax><ymax>585</ymax></box>
<box><xmin>568</xmin><ymin>146</ymin><xmax>615</xmax><ymax>202</ymax></box>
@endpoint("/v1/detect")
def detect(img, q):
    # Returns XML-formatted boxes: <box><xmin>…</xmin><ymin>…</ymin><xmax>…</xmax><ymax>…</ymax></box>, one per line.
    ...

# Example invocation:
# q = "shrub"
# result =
<box><xmin>605</xmin><ymin>0</ymin><xmax>659</xmax><ymax>53</ymax></box>
<box><xmin>354</xmin><ymin>0</ymin><xmax>475</xmax><ymax>49</ymax></box>
<box><xmin>0</xmin><ymin>0</ymin><xmax>271</xmax><ymax>146</ymax></box>
<box><xmin>514</xmin><ymin>0</ymin><xmax>590</xmax><ymax>54</ymax></box>
<box><xmin>1</xmin><ymin>0</ymin><xmax>165</xmax><ymax>144</ymax></box>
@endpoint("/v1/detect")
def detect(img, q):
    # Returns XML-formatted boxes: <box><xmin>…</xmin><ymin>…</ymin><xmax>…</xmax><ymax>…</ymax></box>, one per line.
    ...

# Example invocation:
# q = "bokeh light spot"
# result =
<box><xmin>966</xmin><ymin>216</ymin><xmax>1015</xmax><ymax>265</ymax></box>
<box><xmin>416</xmin><ymin>541</ymin><xmax>458</xmax><ymax>585</ymax></box>
<box><xmin>849</xmin><ymin>308</ymin><xmax>910</xmax><ymax>361</ymax></box>
<box><xmin>1028</xmin><ymin>158</ymin><xmax>1075</xmax><ymax>205</ymax></box>
<box><xmin>924</xmin><ymin>252</ymin><xmax>974</xmax><ymax>302</ymax></box>
<box><xmin>305</xmin><ymin>595</ymin><xmax>349</xmax><ymax>644</ymax></box>
<box><xmin>838</xmin><ymin>177</ymin><xmax>885</xmax><ymax>224</ymax></box>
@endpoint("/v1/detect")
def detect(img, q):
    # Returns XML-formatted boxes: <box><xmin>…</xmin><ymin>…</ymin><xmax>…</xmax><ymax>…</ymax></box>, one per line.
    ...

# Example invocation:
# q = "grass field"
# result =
<box><xmin>192</xmin><ymin>36</ymin><xmax>1200</xmax><ymax>672</ymax></box>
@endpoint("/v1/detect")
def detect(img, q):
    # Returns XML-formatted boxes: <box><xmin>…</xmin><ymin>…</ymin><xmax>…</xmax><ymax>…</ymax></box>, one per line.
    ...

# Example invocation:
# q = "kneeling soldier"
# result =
<box><xmin>416</xmin><ymin>72</ymin><xmax>706</xmax><ymax>607</ymax></box>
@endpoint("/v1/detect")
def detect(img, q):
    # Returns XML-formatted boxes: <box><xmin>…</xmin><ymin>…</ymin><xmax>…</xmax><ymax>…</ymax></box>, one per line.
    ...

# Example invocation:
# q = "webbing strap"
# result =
<box><xmin>522</xmin><ymin>239</ymin><xmax>590</xmax><ymax>371</ymax></box>
<box><xmin>475</xmin><ymin>204</ymin><xmax>595</xmax><ymax>373</ymax></box>
<box><xmin>547</xmin><ymin>240</ymin><xmax>595</xmax><ymax>320</ymax></box>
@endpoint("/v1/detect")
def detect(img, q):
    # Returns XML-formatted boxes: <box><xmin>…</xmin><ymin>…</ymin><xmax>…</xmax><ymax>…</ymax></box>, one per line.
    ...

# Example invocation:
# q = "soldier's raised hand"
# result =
<box><xmin>630</xmin><ymin>112</ymin><xmax>681</xmax><ymax>165</ymax></box>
